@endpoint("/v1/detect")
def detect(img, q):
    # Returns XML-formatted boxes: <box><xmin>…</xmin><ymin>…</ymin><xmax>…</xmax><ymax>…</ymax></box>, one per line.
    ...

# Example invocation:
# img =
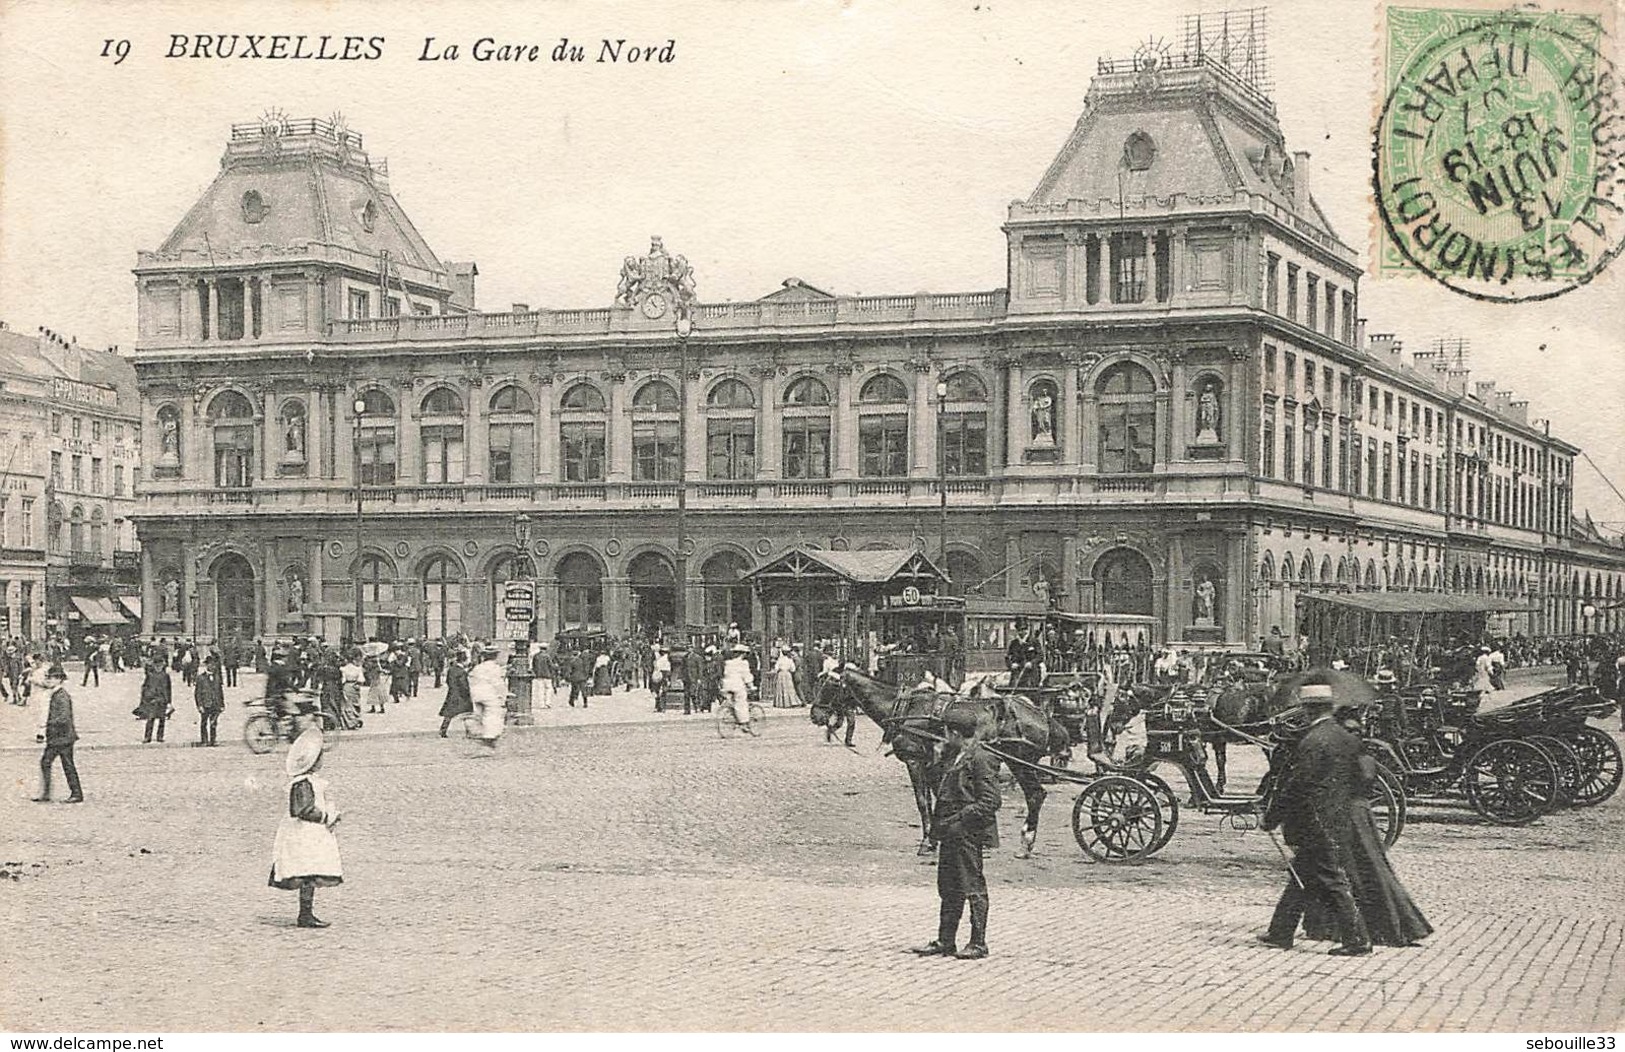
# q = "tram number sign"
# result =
<box><xmin>900</xmin><ymin>586</ymin><xmax>921</xmax><ymax>606</ymax></box>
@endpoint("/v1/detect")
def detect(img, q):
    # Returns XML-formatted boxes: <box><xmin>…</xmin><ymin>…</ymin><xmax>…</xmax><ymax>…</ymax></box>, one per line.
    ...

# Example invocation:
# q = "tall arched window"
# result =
<box><xmin>1096</xmin><ymin>363</ymin><xmax>1156</xmax><ymax>474</ymax></box>
<box><xmin>859</xmin><ymin>373</ymin><xmax>909</xmax><ymax>477</ymax></box>
<box><xmin>1096</xmin><ymin>548</ymin><xmax>1154</xmax><ymax>615</ymax></box>
<box><xmin>356</xmin><ymin>389</ymin><xmax>397</xmax><ymax>486</ymax></box>
<box><xmin>556</xmin><ymin>551</ymin><xmax>604</xmax><ymax>628</ymax></box>
<box><xmin>487</xmin><ymin>385</ymin><xmax>535</xmax><ymax>483</ymax></box>
<box><xmin>421</xmin><ymin>555</ymin><xmax>464</xmax><ymax>638</ymax></box>
<box><xmin>702</xmin><ymin>551</ymin><xmax>753</xmax><ymax>628</ymax></box>
<box><xmin>89</xmin><ymin>507</ymin><xmax>105</xmax><ymax>556</ymax></box>
<box><xmin>69</xmin><ymin>506</ymin><xmax>85</xmax><ymax>554</ymax></box>
<box><xmin>781</xmin><ymin>376</ymin><xmax>831</xmax><ymax>479</ymax></box>
<box><xmin>706</xmin><ymin>379</ymin><xmax>756</xmax><ymax>480</ymax></box>
<box><xmin>209</xmin><ymin>390</ymin><xmax>256</xmax><ymax>488</ymax></box>
<box><xmin>419</xmin><ymin>387</ymin><xmax>466</xmax><ymax>484</ymax></box>
<box><xmin>940</xmin><ymin>372</ymin><xmax>989</xmax><ymax>476</ymax></box>
<box><xmin>944</xmin><ymin>549</ymin><xmax>987</xmax><ymax>597</ymax></box>
<box><xmin>631</xmin><ymin>380</ymin><xmax>680</xmax><ymax>482</ymax></box>
<box><xmin>559</xmin><ymin>383</ymin><xmax>607</xmax><ymax>483</ymax></box>
<box><xmin>354</xmin><ymin>554</ymin><xmax>396</xmax><ymax>604</ymax></box>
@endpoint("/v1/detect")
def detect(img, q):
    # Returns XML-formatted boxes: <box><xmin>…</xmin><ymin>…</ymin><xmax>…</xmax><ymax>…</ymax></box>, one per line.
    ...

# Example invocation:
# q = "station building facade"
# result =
<box><xmin>129</xmin><ymin>62</ymin><xmax>1625</xmax><ymax>648</ymax></box>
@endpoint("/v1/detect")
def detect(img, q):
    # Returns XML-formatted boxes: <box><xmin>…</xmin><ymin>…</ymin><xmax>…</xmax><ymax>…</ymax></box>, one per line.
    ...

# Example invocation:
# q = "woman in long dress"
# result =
<box><xmin>268</xmin><ymin>729</ymin><xmax>343</xmax><ymax>929</ymax></box>
<box><xmin>771</xmin><ymin>650</ymin><xmax>801</xmax><ymax>708</ymax></box>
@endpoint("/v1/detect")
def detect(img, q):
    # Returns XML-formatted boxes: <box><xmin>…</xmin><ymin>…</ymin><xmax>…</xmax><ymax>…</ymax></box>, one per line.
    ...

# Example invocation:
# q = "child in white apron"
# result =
<box><xmin>268</xmin><ymin>728</ymin><xmax>343</xmax><ymax>928</ymax></box>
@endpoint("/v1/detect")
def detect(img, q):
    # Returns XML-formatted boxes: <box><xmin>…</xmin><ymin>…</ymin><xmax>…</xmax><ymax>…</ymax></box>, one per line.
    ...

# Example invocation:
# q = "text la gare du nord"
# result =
<box><xmin>161</xmin><ymin>34</ymin><xmax>676</xmax><ymax>64</ymax></box>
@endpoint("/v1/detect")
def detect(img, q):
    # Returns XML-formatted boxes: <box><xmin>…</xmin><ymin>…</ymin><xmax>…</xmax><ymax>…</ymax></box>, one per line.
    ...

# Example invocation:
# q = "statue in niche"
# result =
<box><xmin>285</xmin><ymin>572</ymin><xmax>305</xmax><ymax>613</ymax></box>
<box><xmin>1030</xmin><ymin>385</ymin><xmax>1056</xmax><ymax>446</ymax></box>
<box><xmin>161</xmin><ymin>578</ymin><xmax>180</xmax><ymax>619</ymax></box>
<box><xmin>1196</xmin><ymin>382</ymin><xmax>1222</xmax><ymax>444</ymax></box>
<box><xmin>284</xmin><ymin>410</ymin><xmax>306</xmax><ymax>459</ymax></box>
<box><xmin>158</xmin><ymin>415</ymin><xmax>180</xmax><ymax>465</ymax></box>
<box><xmin>1193</xmin><ymin>575</ymin><xmax>1217</xmax><ymax>626</ymax></box>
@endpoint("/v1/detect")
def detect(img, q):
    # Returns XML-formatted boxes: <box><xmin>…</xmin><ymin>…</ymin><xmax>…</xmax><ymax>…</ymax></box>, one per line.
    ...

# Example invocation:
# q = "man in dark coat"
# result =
<box><xmin>565</xmin><ymin>649</ymin><xmax>590</xmax><ymax>708</ymax></box>
<box><xmin>682</xmin><ymin>646</ymin><xmax>706</xmax><ymax>715</ymax></box>
<box><xmin>913</xmin><ymin>710</ymin><xmax>1002</xmax><ymax>960</ymax></box>
<box><xmin>531</xmin><ymin>643</ymin><xmax>556</xmax><ymax>709</ymax></box>
<box><xmin>194</xmin><ymin>654</ymin><xmax>225</xmax><ymax>746</ymax></box>
<box><xmin>1259</xmin><ymin>681</ymin><xmax>1372</xmax><ymax>956</ymax></box>
<box><xmin>34</xmin><ymin>665</ymin><xmax>83</xmax><ymax>803</ymax></box>
<box><xmin>438</xmin><ymin>649</ymin><xmax>473</xmax><ymax>736</ymax></box>
<box><xmin>1006</xmin><ymin>618</ymin><xmax>1044</xmax><ymax>690</ymax></box>
<box><xmin>136</xmin><ymin>657</ymin><xmax>172</xmax><ymax>744</ymax></box>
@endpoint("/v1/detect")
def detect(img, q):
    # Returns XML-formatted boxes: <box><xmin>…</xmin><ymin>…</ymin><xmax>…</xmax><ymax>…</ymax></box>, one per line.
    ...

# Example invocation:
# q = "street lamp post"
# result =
<box><xmin>353</xmin><ymin>396</ymin><xmax>367</xmax><ymax>645</ymax></box>
<box><xmin>1582</xmin><ymin>600</ymin><xmax>1597</xmax><ymax>682</ymax></box>
<box><xmin>674</xmin><ymin>313</ymin><xmax>693</xmax><ymax>632</ymax></box>
<box><xmin>936</xmin><ymin>379</ymin><xmax>949</xmax><ymax>567</ymax></box>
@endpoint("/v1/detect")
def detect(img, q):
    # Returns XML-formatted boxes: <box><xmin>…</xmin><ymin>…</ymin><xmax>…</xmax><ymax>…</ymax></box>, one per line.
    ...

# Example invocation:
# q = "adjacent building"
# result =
<box><xmin>128</xmin><ymin>53</ymin><xmax>1625</xmax><ymax>648</ymax></box>
<box><xmin>0</xmin><ymin>324</ymin><xmax>141</xmax><ymax>644</ymax></box>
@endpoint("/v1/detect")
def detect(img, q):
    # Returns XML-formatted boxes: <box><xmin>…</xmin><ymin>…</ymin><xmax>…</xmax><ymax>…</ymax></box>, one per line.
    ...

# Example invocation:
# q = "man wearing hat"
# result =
<box><xmin>1006</xmin><ymin>618</ymin><xmax>1044</xmax><ymax>690</ymax></box>
<box><xmin>530</xmin><ymin>641</ymin><xmax>556</xmax><ymax>710</ymax></box>
<box><xmin>33</xmin><ymin>664</ymin><xmax>83</xmax><ymax>803</ymax></box>
<box><xmin>720</xmin><ymin>643</ymin><xmax>757</xmax><ymax>732</ymax></box>
<box><xmin>1259</xmin><ymin>678</ymin><xmax>1372</xmax><ymax>956</ymax></box>
<box><xmin>913</xmin><ymin>708</ymin><xmax>1001</xmax><ymax>959</ymax></box>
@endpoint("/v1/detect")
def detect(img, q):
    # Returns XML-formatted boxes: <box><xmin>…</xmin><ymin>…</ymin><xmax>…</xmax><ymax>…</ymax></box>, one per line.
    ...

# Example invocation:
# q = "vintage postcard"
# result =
<box><xmin>0</xmin><ymin>0</ymin><xmax>1621</xmax><ymax>1041</ymax></box>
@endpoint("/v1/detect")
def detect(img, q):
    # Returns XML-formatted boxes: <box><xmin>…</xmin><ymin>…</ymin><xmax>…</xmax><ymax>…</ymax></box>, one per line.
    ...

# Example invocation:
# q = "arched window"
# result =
<box><xmin>556</xmin><ymin>551</ymin><xmax>604</xmax><ymax>628</ymax></box>
<box><xmin>628</xmin><ymin>550</ymin><xmax>677</xmax><ymax>634</ymax></box>
<box><xmin>559</xmin><ymin>383</ymin><xmax>606</xmax><ymax>483</ymax></box>
<box><xmin>940</xmin><ymin>371</ymin><xmax>989</xmax><ymax>477</ymax></box>
<box><xmin>354</xmin><ymin>554</ymin><xmax>396</xmax><ymax>604</ymax></box>
<box><xmin>1096</xmin><ymin>363</ymin><xmax>1156</xmax><ymax>473</ymax></box>
<box><xmin>1259</xmin><ymin>552</ymin><xmax>1276</xmax><ymax>583</ymax></box>
<box><xmin>859</xmin><ymin>373</ymin><xmax>909</xmax><ymax>477</ymax></box>
<box><xmin>278</xmin><ymin>399</ymin><xmax>308</xmax><ymax>476</ymax></box>
<box><xmin>356</xmin><ymin>389</ymin><xmax>397</xmax><ymax>486</ymax></box>
<box><xmin>632</xmin><ymin>380</ymin><xmax>680</xmax><ymax>482</ymax></box>
<box><xmin>943</xmin><ymin>549</ymin><xmax>987</xmax><ymax>597</ymax></box>
<box><xmin>487</xmin><ymin>385</ymin><xmax>535</xmax><ymax>484</ymax></box>
<box><xmin>782</xmin><ymin>377</ymin><xmax>831</xmax><ymax>480</ymax></box>
<box><xmin>421</xmin><ymin>556</ymin><xmax>463</xmax><ymax>638</ymax></box>
<box><xmin>155</xmin><ymin>404</ymin><xmax>183</xmax><ymax>473</ymax></box>
<box><xmin>1365</xmin><ymin>561</ymin><xmax>1379</xmax><ymax>590</ymax></box>
<box><xmin>209</xmin><ymin>390</ymin><xmax>256</xmax><ymax>489</ymax></box>
<box><xmin>89</xmin><ymin>507</ymin><xmax>105</xmax><ymax>556</ymax></box>
<box><xmin>706</xmin><ymin>379</ymin><xmax>756</xmax><ymax>481</ymax></box>
<box><xmin>419</xmin><ymin>388</ymin><xmax>466</xmax><ymax>484</ymax></box>
<box><xmin>1096</xmin><ymin>548</ymin><xmax>1154</xmax><ymax>615</ymax></box>
<box><xmin>702</xmin><ymin>551</ymin><xmax>753</xmax><ymax>628</ymax></box>
<box><xmin>1281</xmin><ymin>553</ymin><xmax>1296</xmax><ymax>585</ymax></box>
<box><xmin>1320</xmin><ymin>556</ymin><xmax>1333</xmax><ymax>586</ymax></box>
<box><xmin>69</xmin><ymin>506</ymin><xmax>85</xmax><ymax>554</ymax></box>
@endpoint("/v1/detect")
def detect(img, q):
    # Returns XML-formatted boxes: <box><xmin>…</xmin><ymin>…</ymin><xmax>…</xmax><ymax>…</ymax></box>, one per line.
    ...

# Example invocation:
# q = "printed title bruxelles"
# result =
<box><xmin>162</xmin><ymin>35</ymin><xmax>677</xmax><ymax>64</ymax></box>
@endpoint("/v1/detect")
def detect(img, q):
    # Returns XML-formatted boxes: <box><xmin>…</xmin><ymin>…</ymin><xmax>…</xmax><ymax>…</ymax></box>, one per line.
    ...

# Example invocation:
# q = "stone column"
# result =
<box><xmin>604</xmin><ymin>575</ymin><xmax>630</xmax><ymax>633</ymax></box>
<box><xmin>183</xmin><ymin>279</ymin><xmax>200</xmax><ymax>340</ymax></box>
<box><xmin>205</xmin><ymin>279</ymin><xmax>218</xmax><ymax>342</ymax></box>
<box><xmin>184</xmin><ymin>394</ymin><xmax>205</xmax><ymax>484</ymax></box>
<box><xmin>833</xmin><ymin>370</ymin><xmax>857</xmax><ymax>480</ymax></box>
<box><xmin>1171</xmin><ymin>228</ymin><xmax>1188</xmax><ymax>303</ymax></box>
<box><xmin>1229</xmin><ymin>353</ymin><xmax>1248</xmax><ymax>462</ymax></box>
<box><xmin>1004</xmin><ymin>535</ymin><xmax>1022</xmax><ymax>600</ymax></box>
<box><xmin>337</xmin><ymin>391</ymin><xmax>357</xmax><ymax>485</ymax></box>
<box><xmin>535</xmin><ymin>381</ymin><xmax>555</xmax><ymax>483</ymax></box>
<box><xmin>1155</xmin><ymin>391</ymin><xmax>1173</xmax><ymax>468</ymax></box>
<box><xmin>1065</xmin><ymin>232</ymin><xmax>1087</xmax><ymax>307</ymax></box>
<box><xmin>466</xmin><ymin>381</ymin><xmax>487</xmax><ymax>483</ymax></box>
<box><xmin>1102</xmin><ymin>234</ymin><xmax>1115</xmax><ymax>303</ymax></box>
<box><xmin>181</xmin><ymin>552</ymin><xmax>197</xmax><ymax>635</ymax></box>
<box><xmin>1145</xmin><ymin>230</ymin><xmax>1159</xmax><ymax>303</ymax></box>
<box><xmin>310</xmin><ymin>386</ymin><xmax>326</xmax><ymax>478</ymax></box>
<box><xmin>254</xmin><ymin>397</ymin><xmax>270</xmax><ymax>483</ymax></box>
<box><xmin>1061</xmin><ymin>360</ymin><xmax>1082</xmax><ymax>468</ymax></box>
<box><xmin>140</xmin><ymin>546</ymin><xmax>156</xmax><ymax>636</ymax></box>
<box><xmin>244</xmin><ymin>277</ymin><xmax>257</xmax><ymax>340</ymax></box>
<box><xmin>397</xmin><ymin>386</ymin><xmax>416</xmax><ymax>484</ymax></box>
<box><xmin>758</xmin><ymin>376</ymin><xmax>780</xmax><ymax>480</ymax></box>
<box><xmin>1061</xmin><ymin>535</ymin><xmax>1079</xmax><ymax>612</ymax></box>
<box><xmin>909</xmin><ymin>366</ymin><xmax>933</xmax><ymax>479</ymax></box>
<box><xmin>608</xmin><ymin>379</ymin><xmax>632</xmax><ymax>483</ymax></box>
<box><xmin>1169</xmin><ymin>354</ymin><xmax>1189</xmax><ymax>457</ymax></box>
<box><xmin>680</xmin><ymin>375</ymin><xmax>702</xmax><ymax>482</ymax></box>
<box><xmin>310</xmin><ymin>539</ymin><xmax>326</xmax><ymax>615</ymax></box>
<box><xmin>261</xmin><ymin>546</ymin><xmax>278</xmax><ymax>637</ymax></box>
<box><xmin>1005</xmin><ymin>361</ymin><xmax>1027</xmax><ymax>467</ymax></box>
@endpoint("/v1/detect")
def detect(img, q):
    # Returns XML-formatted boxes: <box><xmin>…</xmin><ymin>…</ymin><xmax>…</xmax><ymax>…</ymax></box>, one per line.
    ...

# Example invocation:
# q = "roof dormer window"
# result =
<box><xmin>241</xmin><ymin>190</ymin><xmax>267</xmax><ymax>224</ymax></box>
<box><xmin>360</xmin><ymin>199</ymin><xmax>377</xmax><ymax>233</ymax></box>
<box><xmin>1123</xmin><ymin>131</ymin><xmax>1156</xmax><ymax>171</ymax></box>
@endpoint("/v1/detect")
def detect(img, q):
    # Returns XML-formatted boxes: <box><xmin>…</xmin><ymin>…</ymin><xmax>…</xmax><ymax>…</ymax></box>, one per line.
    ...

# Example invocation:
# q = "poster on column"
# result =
<box><xmin>498</xmin><ymin>579</ymin><xmax>535</xmax><ymax>641</ymax></box>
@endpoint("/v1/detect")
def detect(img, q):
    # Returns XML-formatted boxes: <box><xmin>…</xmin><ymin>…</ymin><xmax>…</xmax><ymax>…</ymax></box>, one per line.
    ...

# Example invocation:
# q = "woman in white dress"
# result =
<box><xmin>771</xmin><ymin>650</ymin><xmax>801</xmax><ymax>708</ymax></box>
<box><xmin>268</xmin><ymin>729</ymin><xmax>343</xmax><ymax>928</ymax></box>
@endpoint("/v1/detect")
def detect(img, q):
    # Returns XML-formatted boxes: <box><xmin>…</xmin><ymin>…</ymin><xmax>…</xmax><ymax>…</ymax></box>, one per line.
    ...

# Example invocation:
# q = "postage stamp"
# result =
<box><xmin>1372</xmin><ymin>3</ymin><xmax>1625</xmax><ymax>302</ymax></box>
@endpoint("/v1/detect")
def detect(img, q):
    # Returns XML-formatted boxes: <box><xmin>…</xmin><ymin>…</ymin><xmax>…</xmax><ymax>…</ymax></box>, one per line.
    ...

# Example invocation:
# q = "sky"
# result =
<box><xmin>1</xmin><ymin>0</ymin><xmax>1621</xmax><ymax>523</ymax></box>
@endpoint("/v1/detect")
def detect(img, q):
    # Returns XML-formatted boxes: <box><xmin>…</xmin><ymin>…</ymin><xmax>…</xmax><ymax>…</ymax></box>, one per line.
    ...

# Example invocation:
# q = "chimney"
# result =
<box><xmin>1292</xmin><ymin>150</ymin><xmax>1311</xmax><ymax>209</ymax></box>
<box><xmin>1446</xmin><ymin>367</ymin><xmax>1470</xmax><ymax>396</ymax></box>
<box><xmin>449</xmin><ymin>262</ymin><xmax>479</xmax><ymax>310</ymax></box>
<box><xmin>511</xmin><ymin>303</ymin><xmax>530</xmax><ymax>314</ymax></box>
<box><xmin>1355</xmin><ymin>317</ymin><xmax>1368</xmax><ymax>348</ymax></box>
<box><xmin>1509</xmin><ymin>399</ymin><xmax>1530</xmax><ymax>425</ymax></box>
<box><xmin>1474</xmin><ymin>380</ymin><xmax>1498</xmax><ymax>403</ymax></box>
<box><xmin>1493</xmin><ymin>390</ymin><xmax>1513</xmax><ymax>415</ymax></box>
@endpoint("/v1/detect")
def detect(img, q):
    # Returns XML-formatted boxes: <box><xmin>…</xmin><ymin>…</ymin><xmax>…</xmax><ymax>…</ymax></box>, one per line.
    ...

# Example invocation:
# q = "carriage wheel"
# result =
<box><xmin>243</xmin><ymin>713</ymin><xmax>277</xmax><ymax>755</ymax></box>
<box><xmin>1367</xmin><ymin>764</ymin><xmax>1405</xmax><ymax>847</ymax></box>
<box><xmin>1071</xmin><ymin>776</ymin><xmax>1163</xmax><ymax>864</ymax></box>
<box><xmin>1565</xmin><ymin>726</ymin><xmax>1623</xmax><ymax>807</ymax></box>
<box><xmin>1527</xmin><ymin>735</ymin><xmax>1581</xmax><ymax>809</ymax></box>
<box><xmin>1137</xmin><ymin>771</ymin><xmax>1180</xmax><ymax>855</ymax></box>
<box><xmin>1462</xmin><ymin>738</ymin><xmax>1558</xmax><ymax>825</ymax></box>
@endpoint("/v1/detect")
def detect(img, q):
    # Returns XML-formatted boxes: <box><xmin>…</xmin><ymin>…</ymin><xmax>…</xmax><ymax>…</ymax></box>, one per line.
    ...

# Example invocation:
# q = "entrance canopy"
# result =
<box><xmin>70</xmin><ymin>595</ymin><xmax>129</xmax><ymax>626</ymax></box>
<box><xmin>1299</xmin><ymin>593</ymin><xmax>1535</xmax><ymax>615</ymax></box>
<box><xmin>744</xmin><ymin>547</ymin><xmax>947</xmax><ymax>590</ymax></box>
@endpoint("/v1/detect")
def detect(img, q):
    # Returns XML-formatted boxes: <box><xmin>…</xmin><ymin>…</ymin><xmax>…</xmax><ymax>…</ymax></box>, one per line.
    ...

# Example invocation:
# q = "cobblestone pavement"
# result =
<box><xmin>2</xmin><ymin>668</ymin><xmax>1621</xmax><ymax>1032</ymax></box>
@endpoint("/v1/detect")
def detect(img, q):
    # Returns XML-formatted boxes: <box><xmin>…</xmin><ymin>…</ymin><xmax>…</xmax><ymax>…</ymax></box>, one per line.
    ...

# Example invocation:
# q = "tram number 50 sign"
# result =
<box><xmin>900</xmin><ymin>586</ymin><xmax>922</xmax><ymax>606</ymax></box>
<box><xmin>500</xmin><ymin>580</ymin><xmax>536</xmax><ymax>641</ymax></box>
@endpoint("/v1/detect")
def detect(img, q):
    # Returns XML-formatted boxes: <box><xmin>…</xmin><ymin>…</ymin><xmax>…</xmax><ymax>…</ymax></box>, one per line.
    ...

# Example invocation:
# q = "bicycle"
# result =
<box><xmin>243</xmin><ymin>692</ymin><xmax>341</xmax><ymax>754</ymax></box>
<box><xmin>715</xmin><ymin>688</ymin><xmax>767</xmax><ymax>738</ymax></box>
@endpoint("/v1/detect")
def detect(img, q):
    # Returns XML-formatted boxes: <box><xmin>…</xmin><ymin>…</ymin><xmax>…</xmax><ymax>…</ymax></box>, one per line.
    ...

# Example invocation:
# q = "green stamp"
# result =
<box><xmin>1373</xmin><ymin>6</ymin><xmax>1624</xmax><ymax>302</ymax></box>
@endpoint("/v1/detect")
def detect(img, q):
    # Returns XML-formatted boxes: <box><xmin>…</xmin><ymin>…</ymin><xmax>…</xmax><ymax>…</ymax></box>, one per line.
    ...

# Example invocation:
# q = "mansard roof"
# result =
<box><xmin>151</xmin><ymin>118</ymin><xmax>444</xmax><ymax>280</ymax></box>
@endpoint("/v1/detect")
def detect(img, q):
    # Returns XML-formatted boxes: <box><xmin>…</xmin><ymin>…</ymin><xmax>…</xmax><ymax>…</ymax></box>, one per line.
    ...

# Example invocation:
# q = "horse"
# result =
<box><xmin>1109</xmin><ymin>678</ymin><xmax>1288</xmax><ymax>794</ymax></box>
<box><xmin>817</xmin><ymin>667</ymin><xmax>1073</xmax><ymax>858</ymax></box>
<box><xmin>808</xmin><ymin>690</ymin><xmax>858</xmax><ymax>747</ymax></box>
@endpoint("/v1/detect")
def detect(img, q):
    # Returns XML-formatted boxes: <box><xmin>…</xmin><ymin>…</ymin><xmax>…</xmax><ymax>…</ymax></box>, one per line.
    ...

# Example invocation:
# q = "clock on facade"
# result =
<box><xmin>640</xmin><ymin>292</ymin><xmax>668</xmax><ymax>319</ymax></box>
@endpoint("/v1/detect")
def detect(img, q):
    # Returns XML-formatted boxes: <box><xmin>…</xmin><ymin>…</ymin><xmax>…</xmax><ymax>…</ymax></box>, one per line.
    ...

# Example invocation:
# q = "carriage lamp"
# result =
<box><xmin>1582</xmin><ymin>602</ymin><xmax>1598</xmax><ymax>621</ymax></box>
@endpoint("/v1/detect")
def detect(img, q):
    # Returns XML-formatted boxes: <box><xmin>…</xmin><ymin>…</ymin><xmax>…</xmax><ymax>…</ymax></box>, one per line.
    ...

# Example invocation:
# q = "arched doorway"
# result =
<box><xmin>702</xmin><ymin>551</ymin><xmax>753</xmax><ymax>629</ymax></box>
<box><xmin>1096</xmin><ymin>548</ymin><xmax>1154</xmax><ymax>615</ymax></box>
<box><xmin>557</xmin><ymin>552</ymin><xmax>604</xmax><ymax>630</ymax></box>
<box><xmin>213</xmin><ymin>553</ymin><xmax>257</xmax><ymax>642</ymax></box>
<box><xmin>627</xmin><ymin>551</ymin><xmax>676</xmax><ymax>636</ymax></box>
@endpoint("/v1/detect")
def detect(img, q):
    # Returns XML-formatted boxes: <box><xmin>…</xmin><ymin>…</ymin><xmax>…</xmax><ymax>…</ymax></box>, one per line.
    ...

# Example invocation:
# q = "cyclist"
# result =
<box><xmin>721</xmin><ymin>643</ymin><xmax>756</xmax><ymax>733</ymax></box>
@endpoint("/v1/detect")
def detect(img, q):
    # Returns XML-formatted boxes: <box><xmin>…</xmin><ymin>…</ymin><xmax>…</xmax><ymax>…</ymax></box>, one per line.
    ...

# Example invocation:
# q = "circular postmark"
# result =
<box><xmin>1374</xmin><ymin>10</ymin><xmax>1624</xmax><ymax>302</ymax></box>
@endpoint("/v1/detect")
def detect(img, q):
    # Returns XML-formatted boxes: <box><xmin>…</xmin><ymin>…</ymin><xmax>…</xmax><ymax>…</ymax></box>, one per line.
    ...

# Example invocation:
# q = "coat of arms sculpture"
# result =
<box><xmin>615</xmin><ymin>235</ymin><xmax>697</xmax><ymax>320</ymax></box>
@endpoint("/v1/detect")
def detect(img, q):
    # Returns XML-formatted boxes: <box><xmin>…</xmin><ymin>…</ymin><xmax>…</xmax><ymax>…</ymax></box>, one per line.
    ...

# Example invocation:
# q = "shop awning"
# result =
<box><xmin>1299</xmin><ymin>592</ymin><xmax>1535</xmax><ymax>615</ymax></box>
<box><xmin>117</xmin><ymin>595</ymin><xmax>142</xmax><ymax>621</ymax></box>
<box><xmin>70</xmin><ymin>595</ymin><xmax>129</xmax><ymax>625</ymax></box>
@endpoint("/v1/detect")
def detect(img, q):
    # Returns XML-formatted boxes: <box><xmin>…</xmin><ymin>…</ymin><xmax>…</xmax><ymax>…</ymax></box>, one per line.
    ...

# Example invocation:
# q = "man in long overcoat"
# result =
<box><xmin>913</xmin><ymin>710</ymin><xmax>1002</xmax><ymax>960</ymax></box>
<box><xmin>1259</xmin><ymin>680</ymin><xmax>1372</xmax><ymax>955</ymax></box>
